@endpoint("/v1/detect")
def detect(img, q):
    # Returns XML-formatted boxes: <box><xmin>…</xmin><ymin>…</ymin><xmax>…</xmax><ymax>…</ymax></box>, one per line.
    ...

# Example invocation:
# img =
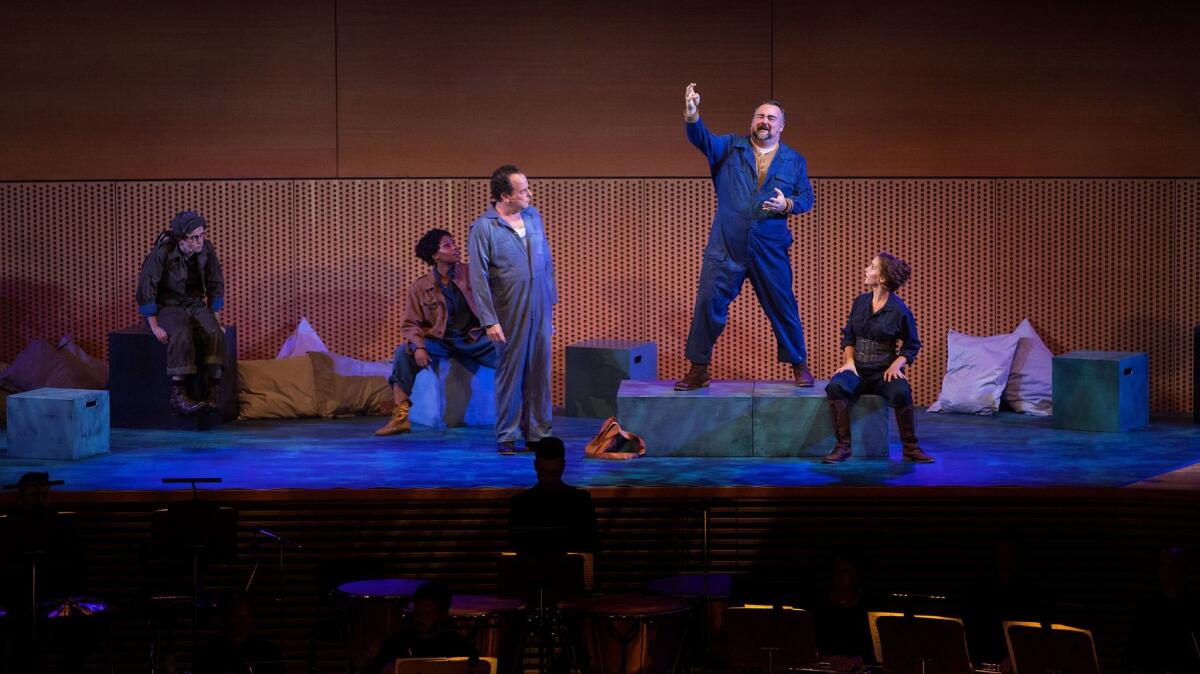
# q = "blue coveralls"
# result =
<box><xmin>684</xmin><ymin>117</ymin><xmax>815</xmax><ymax>365</ymax></box>
<box><xmin>468</xmin><ymin>205</ymin><xmax>557</xmax><ymax>444</ymax></box>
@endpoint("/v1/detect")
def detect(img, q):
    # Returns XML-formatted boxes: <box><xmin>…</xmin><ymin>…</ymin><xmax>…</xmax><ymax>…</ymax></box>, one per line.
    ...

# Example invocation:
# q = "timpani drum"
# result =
<box><xmin>337</xmin><ymin>578</ymin><xmax>425</xmax><ymax>668</ymax></box>
<box><xmin>446</xmin><ymin>595</ymin><xmax>527</xmax><ymax>674</ymax></box>
<box><xmin>647</xmin><ymin>573</ymin><xmax>733</xmax><ymax>666</ymax></box>
<box><xmin>560</xmin><ymin>594</ymin><xmax>691</xmax><ymax>674</ymax></box>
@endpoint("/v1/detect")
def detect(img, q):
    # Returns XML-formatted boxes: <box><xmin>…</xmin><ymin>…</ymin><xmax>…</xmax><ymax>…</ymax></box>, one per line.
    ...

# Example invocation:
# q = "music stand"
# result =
<box><xmin>723</xmin><ymin>605</ymin><xmax>818</xmax><ymax>673</ymax></box>
<box><xmin>150</xmin><ymin>477</ymin><xmax>237</xmax><ymax>670</ymax></box>
<box><xmin>1003</xmin><ymin>621</ymin><xmax>1100</xmax><ymax>674</ymax></box>
<box><xmin>393</xmin><ymin>656</ymin><xmax>498</xmax><ymax>674</ymax></box>
<box><xmin>868</xmin><ymin>611</ymin><xmax>973</xmax><ymax>674</ymax></box>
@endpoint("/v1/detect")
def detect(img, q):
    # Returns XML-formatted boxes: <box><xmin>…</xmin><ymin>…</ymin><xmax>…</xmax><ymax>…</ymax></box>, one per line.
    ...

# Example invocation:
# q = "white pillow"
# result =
<box><xmin>1003</xmin><ymin>319</ymin><xmax>1053</xmax><ymax>416</ymax></box>
<box><xmin>276</xmin><ymin>317</ymin><xmax>329</xmax><ymax>358</ymax></box>
<box><xmin>928</xmin><ymin>330</ymin><xmax>1020</xmax><ymax>415</ymax></box>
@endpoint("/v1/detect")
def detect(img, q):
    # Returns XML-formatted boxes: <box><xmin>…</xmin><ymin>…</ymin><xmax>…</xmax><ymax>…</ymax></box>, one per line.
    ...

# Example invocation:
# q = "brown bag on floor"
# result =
<box><xmin>584</xmin><ymin>416</ymin><xmax>646</xmax><ymax>459</ymax></box>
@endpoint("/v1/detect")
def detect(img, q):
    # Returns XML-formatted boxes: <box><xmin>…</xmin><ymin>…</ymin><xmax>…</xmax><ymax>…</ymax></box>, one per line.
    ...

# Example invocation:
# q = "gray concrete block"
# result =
<box><xmin>7</xmin><ymin>388</ymin><xmax>110</xmax><ymax>460</ymax></box>
<box><xmin>617</xmin><ymin>380</ymin><xmax>754</xmax><ymax>456</ymax></box>
<box><xmin>566</xmin><ymin>340</ymin><xmax>658</xmax><ymax>418</ymax></box>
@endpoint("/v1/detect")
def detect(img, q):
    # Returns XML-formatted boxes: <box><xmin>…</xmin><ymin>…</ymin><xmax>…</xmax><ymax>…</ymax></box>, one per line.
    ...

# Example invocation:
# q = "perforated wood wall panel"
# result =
<box><xmin>1179</xmin><ymin>180</ymin><xmax>1200</xmax><ymax>414</ymax></box>
<box><xmin>816</xmin><ymin>180</ymin><xmax>998</xmax><ymax>406</ymax></box>
<box><xmin>2</xmin><ymin>179</ymin><xmax>1193</xmax><ymax>413</ymax></box>
<box><xmin>0</xmin><ymin>182</ymin><xmax>115</xmax><ymax>360</ymax></box>
<box><xmin>114</xmin><ymin>181</ymin><xmax>296</xmax><ymax>359</ymax></box>
<box><xmin>534</xmin><ymin>180</ymin><xmax>647</xmax><ymax>403</ymax></box>
<box><xmin>994</xmin><ymin>180</ymin><xmax>1181</xmax><ymax>411</ymax></box>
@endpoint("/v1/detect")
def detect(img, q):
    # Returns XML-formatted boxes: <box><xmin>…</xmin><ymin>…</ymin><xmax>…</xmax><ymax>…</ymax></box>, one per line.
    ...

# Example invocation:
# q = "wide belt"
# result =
<box><xmin>854</xmin><ymin>337</ymin><xmax>897</xmax><ymax>367</ymax></box>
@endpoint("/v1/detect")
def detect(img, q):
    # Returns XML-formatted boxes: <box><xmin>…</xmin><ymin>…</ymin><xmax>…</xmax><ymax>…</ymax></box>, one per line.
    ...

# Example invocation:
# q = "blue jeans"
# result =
<box><xmin>388</xmin><ymin>334</ymin><xmax>497</xmax><ymax>396</ymax></box>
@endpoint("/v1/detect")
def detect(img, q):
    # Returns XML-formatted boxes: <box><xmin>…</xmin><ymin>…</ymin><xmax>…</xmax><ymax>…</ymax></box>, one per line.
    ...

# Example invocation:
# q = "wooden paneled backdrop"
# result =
<box><xmin>1</xmin><ymin>1</ymin><xmax>1197</xmax><ymax>179</ymax></box>
<box><xmin>1</xmin><ymin>1</ymin><xmax>1197</xmax><ymax>411</ymax></box>
<box><xmin>1</xmin><ymin>177</ymin><xmax>1196</xmax><ymax>413</ymax></box>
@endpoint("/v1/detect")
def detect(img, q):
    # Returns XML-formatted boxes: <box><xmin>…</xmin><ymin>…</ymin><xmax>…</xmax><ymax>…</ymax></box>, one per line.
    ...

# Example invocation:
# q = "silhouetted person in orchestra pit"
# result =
<box><xmin>508</xmin><ymin>437</ymin><xmax>599</xmax><ymax>559</ymax></box>
<box><xmin>362</xmin><ymin>581</ymin><xmax>477</xmax><ymax>674</ymax></box>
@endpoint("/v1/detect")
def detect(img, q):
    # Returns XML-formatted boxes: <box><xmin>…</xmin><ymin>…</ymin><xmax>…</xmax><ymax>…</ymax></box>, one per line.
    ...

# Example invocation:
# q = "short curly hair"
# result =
<box><xmin>490</xmin><ymin>164</ymin><xmax>522</xmax><ymax>205</ymax></box>
<box><xmin>415</xmin><ymin>228</ymin><xmax>452</xmax><ymax>266</ymax></box>
<box><xmin>877</xmin><ymin>251</ymin><xmax>911</xmax><ymax>292</ymax></box>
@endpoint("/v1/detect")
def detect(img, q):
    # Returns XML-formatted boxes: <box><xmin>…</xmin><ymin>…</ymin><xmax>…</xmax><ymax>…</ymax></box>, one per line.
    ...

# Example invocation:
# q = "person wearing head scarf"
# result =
<box><xmin>135</xmin><ymin>210</ymin><xmax>226</xmax><ymax>414</ymax></box>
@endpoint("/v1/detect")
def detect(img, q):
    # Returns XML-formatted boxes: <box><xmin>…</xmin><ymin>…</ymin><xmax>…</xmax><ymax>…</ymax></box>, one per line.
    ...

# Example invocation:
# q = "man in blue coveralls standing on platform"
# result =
<box><xmin>675</xmin><ymin>83</ymin><xmax>816</xmax><ymax>391</ymax></box>
<box><xmin>469</xmin><ymin>165</ymin><xmax>558</xmax><ymax>455</ymax></box>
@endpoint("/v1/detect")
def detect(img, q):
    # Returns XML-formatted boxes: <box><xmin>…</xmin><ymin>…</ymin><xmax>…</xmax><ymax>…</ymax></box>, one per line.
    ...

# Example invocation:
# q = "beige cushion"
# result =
<box><xmin>309</xmin><ymin>352</ymin><xmax>394</xmax><ymax>417</ymax></box>
<box><xmin>237</xmin><ymin>355</ymin><xmax>324</xmax><ymax>419</ymax></box>
<box><xmin>0</xmin><ymin>339</ymin><xmax>106</xmax><ymax>392</ymax></box>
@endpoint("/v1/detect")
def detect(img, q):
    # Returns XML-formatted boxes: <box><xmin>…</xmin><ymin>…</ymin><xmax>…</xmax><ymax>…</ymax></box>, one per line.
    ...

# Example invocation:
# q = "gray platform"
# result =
<box><xmin>617</xmin><ymin>380</ymin><xmax>889</xmax><ymax>458</ymax></box>
<box><xmin>565</xmin><ymin>339</ymin><xmax>657</xmax><ymax>418</ymax></box>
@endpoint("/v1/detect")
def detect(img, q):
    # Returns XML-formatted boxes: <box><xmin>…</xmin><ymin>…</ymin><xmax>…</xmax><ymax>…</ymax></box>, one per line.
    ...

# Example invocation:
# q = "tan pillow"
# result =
<box><xmin>0</xmin><ymin>339</ymin><xmax>106</xmax><ymax>391</ymax></box>
<box><xmin>309</xmin><ymin>352</ymin><xmax>393</xmax><ymax>417</ymax></box>
<box><xmin>237</xmin><ymin>356</ymin><xmax>323</xmax><ymax>419</ymax></box>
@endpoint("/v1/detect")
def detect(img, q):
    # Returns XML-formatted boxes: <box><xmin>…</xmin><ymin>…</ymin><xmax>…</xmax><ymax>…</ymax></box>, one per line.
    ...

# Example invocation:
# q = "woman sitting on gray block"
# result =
<box><xmin>823</xmin><ymin>252</ymin><xmax>933</xmax><ymax>464</ymax></box>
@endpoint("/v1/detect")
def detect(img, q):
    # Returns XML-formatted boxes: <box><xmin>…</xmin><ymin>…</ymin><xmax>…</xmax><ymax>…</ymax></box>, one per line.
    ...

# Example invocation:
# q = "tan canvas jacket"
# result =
<box><xmin>400</xmin><ymin>262</ymin><xmax>484</xmax><ymax>350</ymax></box>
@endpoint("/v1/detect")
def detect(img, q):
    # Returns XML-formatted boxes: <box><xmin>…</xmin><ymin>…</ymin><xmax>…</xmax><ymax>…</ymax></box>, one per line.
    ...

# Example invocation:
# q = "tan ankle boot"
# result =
<box><xmin>374</xmin><ymin>400</ymin><xmax>412</xmax><ymax>436</ymax></box>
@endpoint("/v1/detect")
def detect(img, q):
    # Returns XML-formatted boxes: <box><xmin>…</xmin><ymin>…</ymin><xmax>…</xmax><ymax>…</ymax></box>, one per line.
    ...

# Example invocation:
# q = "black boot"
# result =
<box><xmin>895</xmin><ymin>404</ymin><xmax>935</xmax><ymax>463</ymax></box>
<box><xmin>169</xmin><ymin>381</ymin><xmax>205</xmax><ymax>415</ymax></box>
<box><xmin>205</xmin><ymin>378</ymin><xmax>221</xmax><ymax>409</ymax></box>
<box><xmin>822</xmin><ymin>399</ymin><xmax>853</xmax><ymax>463</ymax></box>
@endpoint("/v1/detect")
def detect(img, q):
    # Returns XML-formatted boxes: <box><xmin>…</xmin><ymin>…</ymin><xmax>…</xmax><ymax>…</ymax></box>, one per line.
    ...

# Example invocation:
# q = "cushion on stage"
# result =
<box><xmin>1003</xmin><ymin>319</ymin><xmax>1054</xmax><ymax>416</ymax></box>
<box><xmin>237</xmin><ymin>355</ymin><xmax>324</xmax><ymax>419</ymax></box>
<box><xmin>0</xmin><ymin>338</ymin><xmax>107</xmax><ymax>392</ymax></box>
<box><xmin>276</xmin><ymin>316</ymin><xmax>329</xmax><ymax>358</ymax></box>
<box><xmin>928</xmin><ymin>330</ymin><xmax>1019</xmax><ymax>415</ymax></box>
<box><xmin>308</xmin><ymin>352</ymin><xmax>394</xmax><ymax>417</ymax></box>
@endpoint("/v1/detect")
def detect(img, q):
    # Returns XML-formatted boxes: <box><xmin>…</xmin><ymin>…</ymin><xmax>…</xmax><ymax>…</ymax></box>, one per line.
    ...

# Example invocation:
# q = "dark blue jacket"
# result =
<box><xmin>686</xmin><ymin>117</ymin><xmax>814</xmax><ymax>265</ymax></box>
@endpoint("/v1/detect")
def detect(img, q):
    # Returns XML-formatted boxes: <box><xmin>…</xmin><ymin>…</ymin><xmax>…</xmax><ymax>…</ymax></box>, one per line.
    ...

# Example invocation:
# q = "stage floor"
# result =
<box><xmin>3</xmin><ymin>408</ymin><xmax>1199</xmax><ymax>491</ymax></box>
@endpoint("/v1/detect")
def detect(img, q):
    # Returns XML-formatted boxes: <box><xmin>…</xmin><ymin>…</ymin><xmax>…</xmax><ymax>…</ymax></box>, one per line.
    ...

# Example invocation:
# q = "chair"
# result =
<box><xmin>723</xmin><ymin>605</ymin><xmax>819</xmax><ymax>672</ymax></box>
<box><xmin>867</xmin><ymin>611</ymin><xmax>973</xmax><ymax>674</ymax></box>
<box><xmin>1003</xmin><ymin>621</ymin><xmax>1100</xmax><ymax>674</ymax></box>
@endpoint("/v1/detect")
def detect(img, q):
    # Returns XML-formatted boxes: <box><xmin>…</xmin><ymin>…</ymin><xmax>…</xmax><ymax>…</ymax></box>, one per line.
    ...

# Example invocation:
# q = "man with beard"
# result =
<box><xmin>675</xmin><ymin>84</ymin><xmax>816</xmax><ymax>390</ymax></box>
<box><xmin>468</xmin><ymin>165</ymin><xmax>558</xmax><ymax>455</ymax></box>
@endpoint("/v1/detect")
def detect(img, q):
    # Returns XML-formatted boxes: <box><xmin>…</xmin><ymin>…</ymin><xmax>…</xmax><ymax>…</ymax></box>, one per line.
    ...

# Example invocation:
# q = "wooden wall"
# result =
<box><xmin>1</xmin><ymin>178</ymin><xmax>1196</xmax><ymax>413</ymax></box>
<box><xmin>1</xmin><ymin>1</ymin><xmax>1197</xmax><ymax>179</ymax></box>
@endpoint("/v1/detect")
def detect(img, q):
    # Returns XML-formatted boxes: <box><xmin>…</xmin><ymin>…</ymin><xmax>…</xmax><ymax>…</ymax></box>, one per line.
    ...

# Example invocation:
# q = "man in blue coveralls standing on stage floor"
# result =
<box><xmin>674</xmin><ymin>83</ymin><xmax>817</xmax><ymax>391</ymax></box>
<box><xmin>469</xmin><ymin>165</ymin><xmax>558</xmax><ymax>455</ymax></box>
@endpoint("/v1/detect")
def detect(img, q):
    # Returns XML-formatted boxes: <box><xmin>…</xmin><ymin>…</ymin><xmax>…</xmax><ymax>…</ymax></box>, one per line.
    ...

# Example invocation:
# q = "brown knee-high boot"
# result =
<box><xmin>822</xmin><ymin>399</ymin><xmax>853</xmax><ymax>463</ymax></box>
<box><xmin>895</xmin><ymin>404</ymin><xmax>935</xmax><ymax>463</ymax></box>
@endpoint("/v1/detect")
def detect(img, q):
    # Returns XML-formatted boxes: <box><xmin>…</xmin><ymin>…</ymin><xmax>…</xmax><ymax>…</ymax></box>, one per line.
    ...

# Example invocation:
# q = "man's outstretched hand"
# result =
<box><xmin>685</xmin><ymin>83</ymin><xmax>700</xmax><ymax>122</ymax></box>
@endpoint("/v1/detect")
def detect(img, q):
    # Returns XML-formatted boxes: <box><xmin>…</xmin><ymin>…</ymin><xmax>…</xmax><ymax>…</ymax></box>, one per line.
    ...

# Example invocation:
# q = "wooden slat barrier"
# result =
<box><xmin>3</xmin><ymin>486</ymin><xmax>1197</xmax><ymax>672</ymax></box>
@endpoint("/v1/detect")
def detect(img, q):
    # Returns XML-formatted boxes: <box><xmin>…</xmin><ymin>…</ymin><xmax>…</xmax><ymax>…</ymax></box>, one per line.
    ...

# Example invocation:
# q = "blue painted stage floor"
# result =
<box><xmin>2</xmin><ymin>409</ymin><xmax>1198</xmax><ymax>491</ymax></box>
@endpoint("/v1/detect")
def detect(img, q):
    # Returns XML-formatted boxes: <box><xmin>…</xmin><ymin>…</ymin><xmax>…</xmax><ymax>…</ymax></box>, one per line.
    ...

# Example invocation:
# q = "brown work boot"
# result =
<box><xmin>792</xmin><ymin>362</ymin><xmax>815</xmax><ymax>387</ymax></box>
<box><xmin>204</xmin><ymin>378</ymin><xmax>221</xmax><ymax>409</ymax></box>
<box><xmin>822</xmin><ymin>398</ymin><xmax>853</xmax><ymax>463</ymax></box>
<box><xmin>374</xmin><ymin>400</ymin><xmax>412</xmax><ymax>436</ymax></box>
<box><xmin>674</xmin><ymin>362</ymin><xmax>711</xmax><ymax>391</ymax></box>
<box><xmin>169</xmin><ymin>382</ymin><xmax>205</xmax><ymax>415</ymax></box>
<box><xmin>895</xmin><ymin>404</ymin><xmax>935</xmax><ymax>463</ymax></box>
